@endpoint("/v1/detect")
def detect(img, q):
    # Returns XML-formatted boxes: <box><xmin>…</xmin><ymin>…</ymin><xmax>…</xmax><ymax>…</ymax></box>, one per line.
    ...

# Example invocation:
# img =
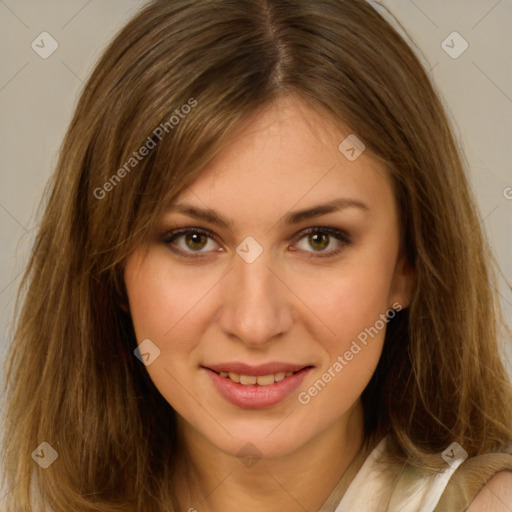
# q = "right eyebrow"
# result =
<box><xmin>166</xmin><ymin>204</ymin><xmax>233</xmax><ymax>229</ymax></box>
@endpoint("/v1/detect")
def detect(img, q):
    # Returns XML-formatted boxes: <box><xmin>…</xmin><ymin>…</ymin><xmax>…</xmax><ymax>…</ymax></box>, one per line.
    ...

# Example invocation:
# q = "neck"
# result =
<box><xmin>173</xmin><ymin>400</ymin><xmax>366</xmax><ymax>512</ymax></box>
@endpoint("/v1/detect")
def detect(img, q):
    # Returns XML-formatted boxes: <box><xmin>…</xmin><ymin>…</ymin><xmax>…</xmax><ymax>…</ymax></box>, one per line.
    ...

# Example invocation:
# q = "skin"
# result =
<box><xmin>467</xmin><ymin>472</ymin><xmax>512</xmax><ymax>511</ymax></box>
<box><xmin>124</xmin><ymin>95</ymin><xmax>415</xmax><ymax>511</ymax></box>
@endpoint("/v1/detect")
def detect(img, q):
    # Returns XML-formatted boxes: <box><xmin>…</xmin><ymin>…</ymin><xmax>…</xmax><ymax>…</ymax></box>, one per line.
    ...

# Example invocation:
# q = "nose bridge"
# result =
<box><xmin>217</xmin><ymin>248</ymin><xmax>293</xmax><ymax>345</ymax></box>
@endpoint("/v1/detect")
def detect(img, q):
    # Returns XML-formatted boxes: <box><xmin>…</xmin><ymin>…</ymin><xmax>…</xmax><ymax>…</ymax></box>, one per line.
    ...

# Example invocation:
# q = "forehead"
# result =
<box><xmin>168</xmin><ymin>96</ymin><xmax>394</xmax><ymax>226</ymax></box>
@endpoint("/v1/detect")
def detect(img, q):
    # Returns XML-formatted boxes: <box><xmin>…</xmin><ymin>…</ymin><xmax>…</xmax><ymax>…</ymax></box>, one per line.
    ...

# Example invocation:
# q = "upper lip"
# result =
<box><xmin>204</xmin><ymin>362</ymin><xmax>311</xmax><ymax>376</ymax></box>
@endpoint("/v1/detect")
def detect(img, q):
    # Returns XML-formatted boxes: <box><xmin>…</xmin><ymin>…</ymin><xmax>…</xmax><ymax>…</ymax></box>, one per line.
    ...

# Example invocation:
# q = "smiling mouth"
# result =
<box><xmin>205</xmin><ymin>365</ymin><xmax>314</xmax><ymax>408</ymax></box>
<box><xmin>212</xmin><ymin>370</ymin><xmax>300</xmax><ymax>386</ymax></box>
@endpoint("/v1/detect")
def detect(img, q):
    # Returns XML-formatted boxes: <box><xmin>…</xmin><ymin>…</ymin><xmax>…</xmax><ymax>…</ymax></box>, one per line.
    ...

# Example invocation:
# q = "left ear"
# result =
<box><xmin>389</xmin><ymin>252</ymin><xmax>416</xmax><ymax>309</ymax></box>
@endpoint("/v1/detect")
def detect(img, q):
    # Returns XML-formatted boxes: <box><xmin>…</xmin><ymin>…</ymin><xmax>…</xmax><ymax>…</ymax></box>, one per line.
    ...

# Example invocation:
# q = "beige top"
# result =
<box><xmin>318</xmin><ymin>436</ymin><xmax>512</xmax><ymax>512</ymax></box>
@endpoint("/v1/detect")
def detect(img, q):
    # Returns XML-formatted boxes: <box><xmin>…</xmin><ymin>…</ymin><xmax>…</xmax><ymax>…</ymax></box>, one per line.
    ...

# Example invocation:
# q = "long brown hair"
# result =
<box><xmin>2</xmin><ymin>0</ymin><xmax>511</xmax><ymax>510</ymax></box>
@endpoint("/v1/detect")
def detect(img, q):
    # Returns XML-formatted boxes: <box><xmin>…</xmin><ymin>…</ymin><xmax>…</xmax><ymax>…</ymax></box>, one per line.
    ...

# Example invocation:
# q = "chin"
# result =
<box><xmin>206</xmin><ymin>420</ymin><xmax>314</xmax><ymax>462</ymax></box>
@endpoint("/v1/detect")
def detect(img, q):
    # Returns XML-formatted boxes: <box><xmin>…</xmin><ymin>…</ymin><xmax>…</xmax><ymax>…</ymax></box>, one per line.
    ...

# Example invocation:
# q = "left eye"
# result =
<box><xmin>292</xmin><ymin>227</ymin><xmax>351</xmax><ymax>257</ymax></box>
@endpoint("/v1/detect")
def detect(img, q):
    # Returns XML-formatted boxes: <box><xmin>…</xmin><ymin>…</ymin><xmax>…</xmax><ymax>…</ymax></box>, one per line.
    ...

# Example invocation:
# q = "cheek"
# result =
<box><xmin>296</xmin><ymin>271</ymin><xmax>392</xmax><ymax>417</ymax></box>
<box><xmin>124</xmin><ymin>250</ymin><xmax>225</xmax><ymax>386</ymax></box>
<box><xmin>292</xmin><ymin>236</ymin><xmax>398</xmax><ymax>408</ymax></box>
<box><xmin>124</xmin><ymin>252</ymin><xmax>203</xmax><ymax>412</ymax></box>
<box><xmin>318</xmin><ymin>281</ymin><xmax>388</xmax><ymax>385</ymax></box>
<box><xmin>124</xmin><ymin>250</ymin><xmax>215</xmax><ymax>343</ymax></box>
<box><xmin>300</xmin><ymin>259</ymin><xmax>396</xmax><ymax>353</ymax></box>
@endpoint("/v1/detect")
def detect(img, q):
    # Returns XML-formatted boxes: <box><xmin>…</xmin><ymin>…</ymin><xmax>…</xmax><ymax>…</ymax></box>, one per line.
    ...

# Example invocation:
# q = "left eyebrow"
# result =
<box><xmin>282</xmin><ymin>197</ymin><xmax>369</xmax><ymax>225</ymax></box>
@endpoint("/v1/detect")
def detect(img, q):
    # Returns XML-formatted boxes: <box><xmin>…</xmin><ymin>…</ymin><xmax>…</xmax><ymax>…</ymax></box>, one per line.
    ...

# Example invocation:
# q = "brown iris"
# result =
<box><xmin>308</xmin><ymin>232</ymin><xmax>329</xmax><ymax>251</ymax></box>
<box><xmin>185</xmin><ymin>232</ymin><xmax>208</xmax><ymax>251</ymax></box>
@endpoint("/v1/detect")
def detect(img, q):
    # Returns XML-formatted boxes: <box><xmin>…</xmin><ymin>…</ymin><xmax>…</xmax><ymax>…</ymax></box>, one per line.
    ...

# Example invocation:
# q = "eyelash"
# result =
<box><xmin>161</xmin><ymin>226</ymin><xmax>352</xmax><ymax>259</ymax></box>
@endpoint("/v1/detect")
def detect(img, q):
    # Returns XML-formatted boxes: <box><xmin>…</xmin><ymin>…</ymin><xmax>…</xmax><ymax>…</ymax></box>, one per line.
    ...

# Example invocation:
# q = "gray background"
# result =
<box><xmin>0</xmin><ymin>0</ymin><xmax>511</xmax><ymax>470</ymax></box>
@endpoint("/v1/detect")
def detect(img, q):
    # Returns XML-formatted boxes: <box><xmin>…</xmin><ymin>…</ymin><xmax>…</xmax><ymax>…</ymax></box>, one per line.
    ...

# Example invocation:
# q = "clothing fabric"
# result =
<box><xmin>318</xmin><ymin>436</ymin><xmax>512</xmax><ymax>512</ymax></box>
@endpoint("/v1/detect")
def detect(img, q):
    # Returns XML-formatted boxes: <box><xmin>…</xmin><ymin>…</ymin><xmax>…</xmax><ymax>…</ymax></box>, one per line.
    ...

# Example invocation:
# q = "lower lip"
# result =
<box><xmin>205</xmin><ymin>367</ymin><xmax>312</xmax><ymax>409</ymax></box>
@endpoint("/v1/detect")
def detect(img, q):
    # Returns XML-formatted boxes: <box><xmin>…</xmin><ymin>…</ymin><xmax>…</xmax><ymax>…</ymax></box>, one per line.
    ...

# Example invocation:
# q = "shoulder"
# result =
<box><xmin>434</xmin><ymin>450</ymin><xmax>512</xmax><ymax>512</ymax></box>
<box><xmin>466</xmin><ymin>471</ymin><xmax>512</xmax><ymax>511</ymax></box>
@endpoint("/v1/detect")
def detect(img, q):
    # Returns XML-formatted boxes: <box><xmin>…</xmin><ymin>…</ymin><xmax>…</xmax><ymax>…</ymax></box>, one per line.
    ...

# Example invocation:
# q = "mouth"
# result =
<box><xmin>203</xmin><ymin>363</ymin><xmax>314</xmax><ymax>409</ymax></box>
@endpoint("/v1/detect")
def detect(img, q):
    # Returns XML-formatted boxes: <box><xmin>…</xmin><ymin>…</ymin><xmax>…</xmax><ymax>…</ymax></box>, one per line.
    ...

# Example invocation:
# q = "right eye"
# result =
<box><xmin>161</xmin><ymin>227</ymin><xmax>222</xmax><ymax>258</ymax></box>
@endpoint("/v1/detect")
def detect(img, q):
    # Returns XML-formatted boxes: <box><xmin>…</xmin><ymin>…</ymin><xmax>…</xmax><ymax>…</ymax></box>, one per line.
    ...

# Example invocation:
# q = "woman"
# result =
<box><xmin>2</xmin><ymin>0</ymin><xmax>512</xmax><ymax>510</ymax></box>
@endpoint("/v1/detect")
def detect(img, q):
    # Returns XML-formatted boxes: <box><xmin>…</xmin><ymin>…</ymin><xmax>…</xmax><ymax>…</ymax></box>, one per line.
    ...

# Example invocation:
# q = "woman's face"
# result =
<box><xmin>124</xmin><ymin>96</ymin><xmax>413</xmax><ymax>460</ymax></box>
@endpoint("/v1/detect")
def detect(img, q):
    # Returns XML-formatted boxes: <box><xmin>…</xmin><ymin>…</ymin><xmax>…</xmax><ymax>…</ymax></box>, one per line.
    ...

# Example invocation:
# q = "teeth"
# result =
<box><xmin>256</xmin><ymin>374</ymin><xmax>275</xmax><ymax>386</ymax></box>
<box><xmin>218</xmin><ymin>370</ymin><xmax>297</xmax><ymax>386</ymax></box>
<box><xmin>240</xmin><ymin>375</ymin><xmax>257</xmax><ymax>385</ymax></box>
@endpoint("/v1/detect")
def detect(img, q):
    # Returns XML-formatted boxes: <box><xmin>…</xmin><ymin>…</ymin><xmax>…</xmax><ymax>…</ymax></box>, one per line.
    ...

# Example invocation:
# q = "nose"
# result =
<box><xmin>216</xmin><ymin>249</ymin><xmax>294</xmax><ymax>347</ymax></box>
